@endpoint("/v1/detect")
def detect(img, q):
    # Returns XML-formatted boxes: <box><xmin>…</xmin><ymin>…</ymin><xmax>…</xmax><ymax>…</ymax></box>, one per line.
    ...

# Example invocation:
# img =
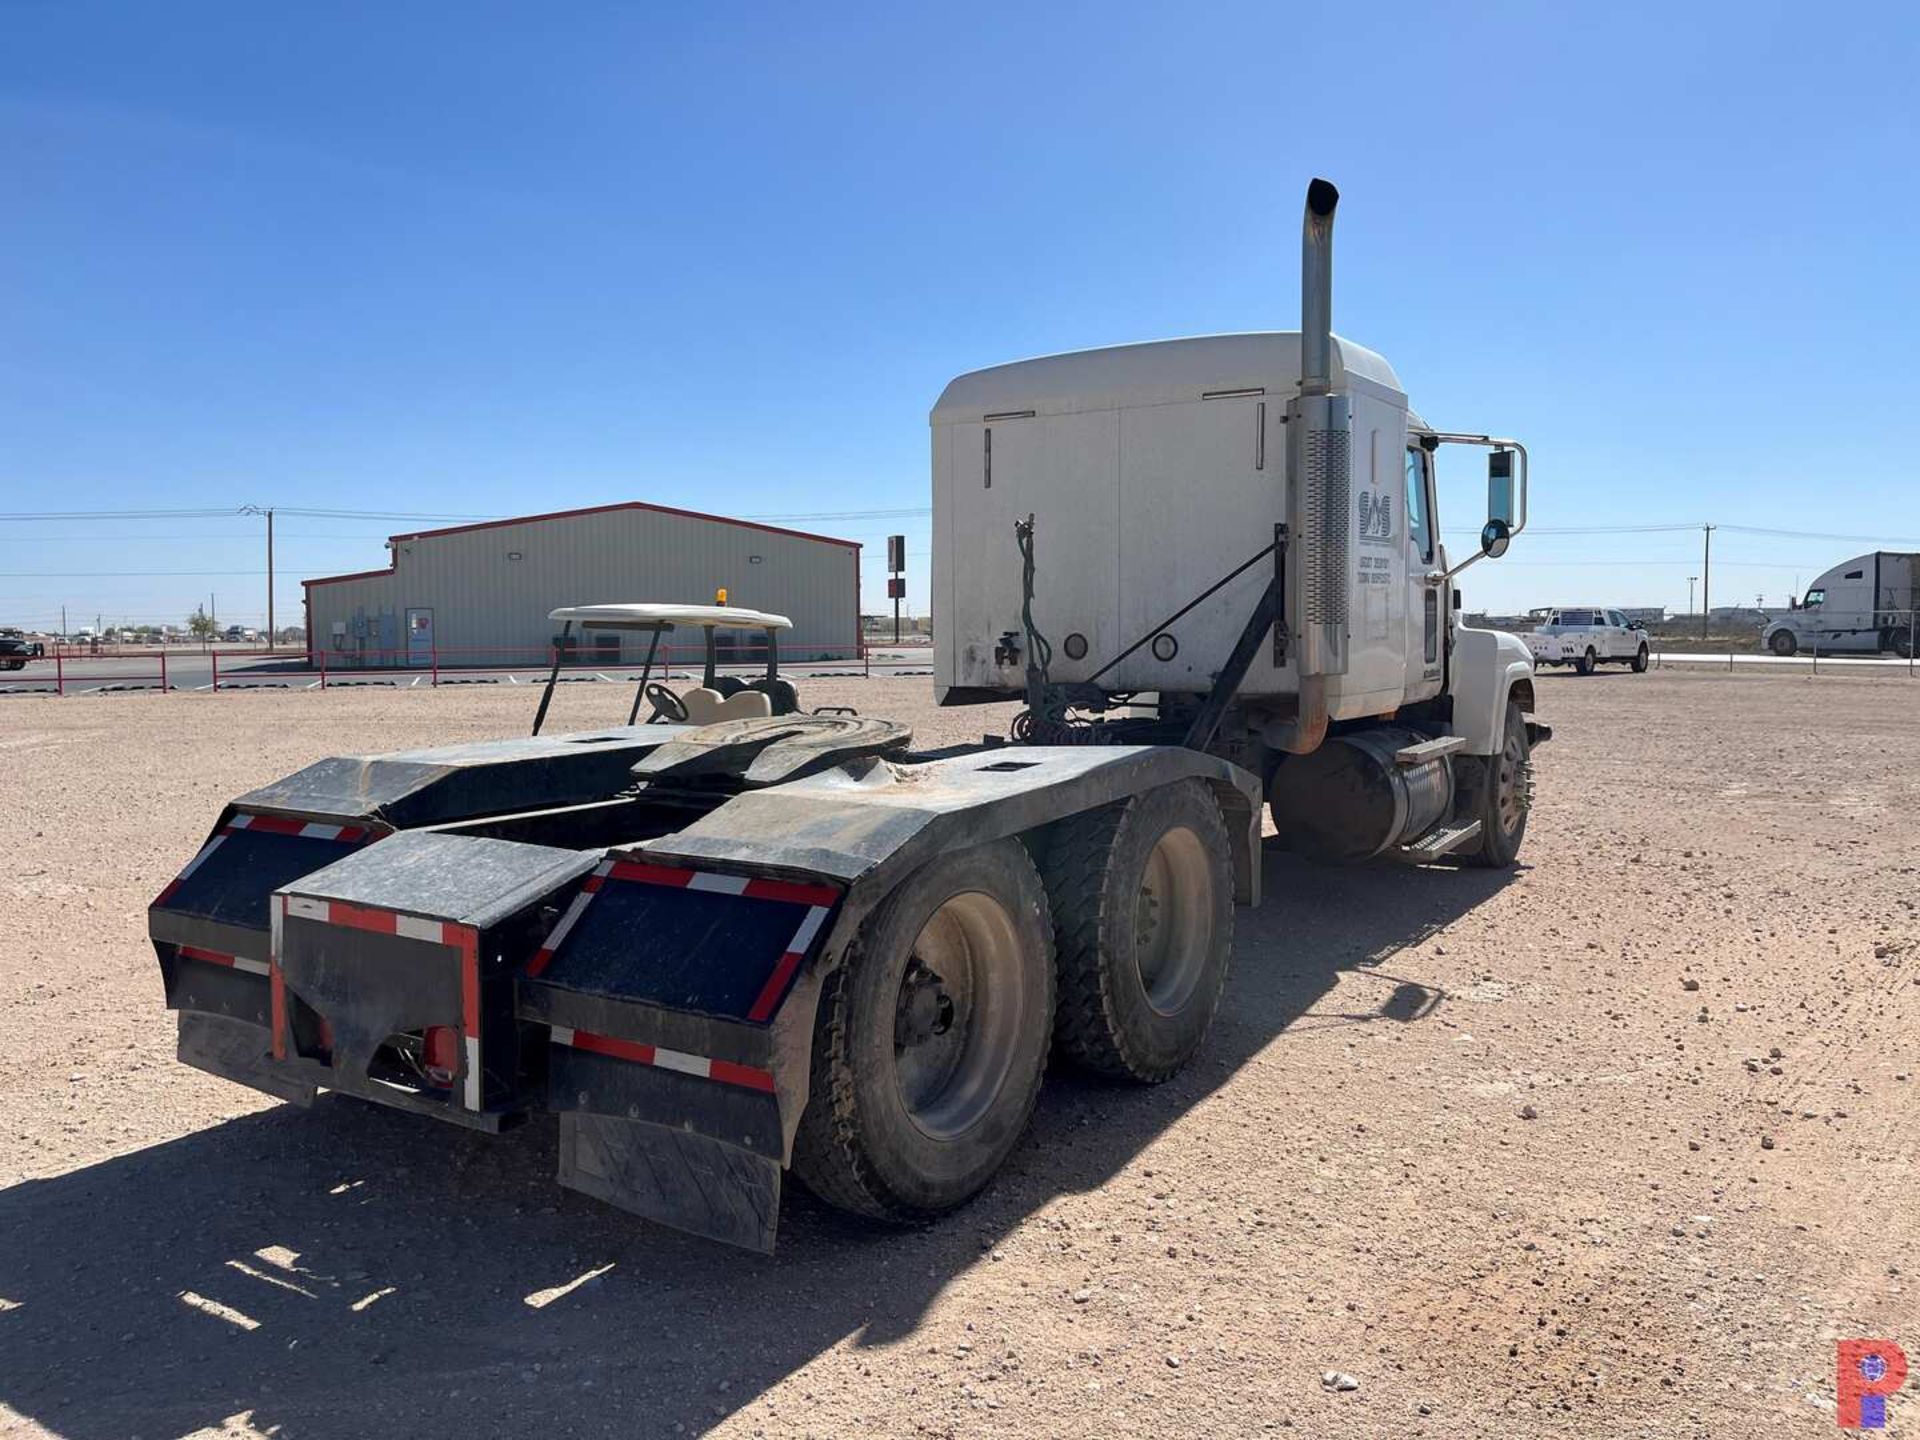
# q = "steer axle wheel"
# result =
<box><xmin>792</xmin><ymin>839</ymin><xmax>1054</xmax><ymax>1222</ymax></box>
<box><xmin>1041</xmin><ymin>779</ymin><xmax>1233</xmax><ymax>1083</ymax></box>
<box><xmin>1463</xmin><ymin>699</ymin><xmax>1531</xmax><ymax>869</ymax></box>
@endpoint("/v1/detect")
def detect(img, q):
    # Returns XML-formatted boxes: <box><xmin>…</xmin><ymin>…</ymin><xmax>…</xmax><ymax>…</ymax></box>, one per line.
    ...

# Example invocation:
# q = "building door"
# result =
<box><xmin>406</xmin><ymin>607</ymin><xmax>435</xmax><ymax>668</ymax></box>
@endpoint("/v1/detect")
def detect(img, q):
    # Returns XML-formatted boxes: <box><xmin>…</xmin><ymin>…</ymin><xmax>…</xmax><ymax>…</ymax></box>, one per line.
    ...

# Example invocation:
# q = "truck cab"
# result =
<box><xmin>1762</xmin><ymin>552</ymin><xmax>1919</xmax><ymax>657</ymax></box>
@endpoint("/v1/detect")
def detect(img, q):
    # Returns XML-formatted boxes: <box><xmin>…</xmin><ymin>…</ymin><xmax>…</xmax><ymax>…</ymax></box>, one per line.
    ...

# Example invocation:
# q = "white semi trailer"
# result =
<box><xmin>1761</xmin><ymin>552</ymin><xmax>1918</xmax><ymax>657</ymax></box>
<box><xmin>147</xmin><ymin>178</ymin><xmax>1547</xmax><ymax>1252</ymax></box>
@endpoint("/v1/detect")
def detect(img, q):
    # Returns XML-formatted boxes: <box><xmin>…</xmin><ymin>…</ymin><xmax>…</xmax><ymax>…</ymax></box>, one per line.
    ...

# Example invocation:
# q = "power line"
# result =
<box><xmin>1719</xmin><ymin>523</ymin><xmax>1920</xmax><ymax>546</ymax></box>
<box><xmin>0</xmin><ymin>507</ymin><xmax>245</xmax><ymax>521</ymax></box>
<box><xmin>0</xmin><ymin>569</ymin><xmax>271</xmax><ymax>578</ymax></box>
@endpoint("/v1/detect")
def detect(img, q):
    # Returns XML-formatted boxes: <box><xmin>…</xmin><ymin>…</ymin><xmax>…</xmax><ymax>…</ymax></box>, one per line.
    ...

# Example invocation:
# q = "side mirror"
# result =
<box><xmin>1487</xmin><ymin>449</ymin><xmax>1517</xmax><ymax>528</ymax></box>
<box><xmin>1480</xmin><ymin>518</ymin><xmax>1512</xmax><ymax>559</ymax></box>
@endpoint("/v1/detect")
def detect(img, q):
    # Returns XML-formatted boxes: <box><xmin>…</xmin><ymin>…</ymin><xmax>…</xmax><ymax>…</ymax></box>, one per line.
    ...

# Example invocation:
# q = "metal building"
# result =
<box><xmin>303</xmin><ymin>501</ymin><xmax>861</xmax><ymax>669</ymax></box>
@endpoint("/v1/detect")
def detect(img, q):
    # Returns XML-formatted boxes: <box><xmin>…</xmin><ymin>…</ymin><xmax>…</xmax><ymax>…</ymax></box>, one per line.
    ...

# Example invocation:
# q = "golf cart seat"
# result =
<box><xmin>536</xmin><ymin>601</ymin><xmax>799</xmax><ymax>738</ymax></box>
<box><xmin>678</xmin><ymin>686</ymin><xmax>774</xmax><ymax>726</ymax></box>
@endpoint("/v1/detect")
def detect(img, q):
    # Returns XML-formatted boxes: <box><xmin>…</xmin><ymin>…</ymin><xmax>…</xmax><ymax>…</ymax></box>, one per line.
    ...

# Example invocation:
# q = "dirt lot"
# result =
<box><xmin>2</xmin><ymin>671</ymin><xmax>1916</xmax><ymax>1438</ymax></box>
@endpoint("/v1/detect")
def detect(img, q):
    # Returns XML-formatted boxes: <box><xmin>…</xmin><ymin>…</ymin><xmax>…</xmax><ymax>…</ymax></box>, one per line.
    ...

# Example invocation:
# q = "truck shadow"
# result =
<box><xmin>0</xmin><ymin>851</ymin><xmax>1514</xmax><ymax>1439</ymax></box>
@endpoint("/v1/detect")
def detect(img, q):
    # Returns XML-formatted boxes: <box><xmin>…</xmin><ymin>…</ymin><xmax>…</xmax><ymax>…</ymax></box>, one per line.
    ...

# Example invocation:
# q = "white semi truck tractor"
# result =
<box><xmin>146</xmin><ymin>179</ymin><xmax>1544</xmax><ymax>1252</ymax></box>
<box><xmin>934</xmin><ymin>177</ymin><xmax>1543</xmax><ymax>869</ymax></box>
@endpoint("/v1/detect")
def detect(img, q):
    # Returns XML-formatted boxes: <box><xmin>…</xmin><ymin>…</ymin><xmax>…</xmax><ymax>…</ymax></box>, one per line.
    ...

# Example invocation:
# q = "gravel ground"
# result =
<box><xmin>2</xmin><ymin>670</ymin><xmax>1916</xmax><ymax>1439</ymax></box>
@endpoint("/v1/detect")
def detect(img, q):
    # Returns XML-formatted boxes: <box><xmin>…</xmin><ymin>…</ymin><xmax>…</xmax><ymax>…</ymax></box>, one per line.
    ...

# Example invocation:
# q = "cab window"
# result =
<box><xmin>1804</xmin><ymin>588</ymin><xmax>1825</xmax><ymax>608</ymax></box>
<box><xmin>1404</xmin><ymin>449</ymin><xmax>1433</xmax><ymax>564</ymax></box>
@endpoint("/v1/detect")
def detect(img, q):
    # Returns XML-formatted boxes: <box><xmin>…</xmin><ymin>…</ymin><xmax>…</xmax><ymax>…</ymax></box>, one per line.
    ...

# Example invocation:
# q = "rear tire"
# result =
<box><xmin>1574</xmin><ymin>647</ymin><xmax>1596</xmax><ymax>676</ymax></box>
<box><xmin>1041</xmin><ymin>779</ymin><xmax>1233</xmax><ymax>1083</ymax></box>
<box><xmin>791</xmin><ymin>839</ymin><xmax>1054</xmax><ymax>1222</ymax></box>
<box><xmin>1769</xmin><ymin>630</ymin><xmax>1798</xmax><ymax>657</ymax></box>
<box><xmin>1631</xmin><ymin>643</ymin><xmax>1649</xmax><ymax>673</ymax></box>
<box><xmin>1463</xmin><ymin>700</ymin><xmax>1530</xmax><ymax>869</ymax></box>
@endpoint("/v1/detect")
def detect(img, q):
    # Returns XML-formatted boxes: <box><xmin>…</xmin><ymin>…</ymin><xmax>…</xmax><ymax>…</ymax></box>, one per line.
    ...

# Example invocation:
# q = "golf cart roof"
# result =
<box><xmin>548</xmin><ymin>603</ymin><xmax>793</xmax><ymax>631</ymax></box>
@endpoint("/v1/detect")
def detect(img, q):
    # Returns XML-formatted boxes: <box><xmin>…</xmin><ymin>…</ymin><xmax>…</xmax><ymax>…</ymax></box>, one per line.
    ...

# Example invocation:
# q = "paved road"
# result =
<box><xmin>1651</xmin><ymin>649</ymin><xmax>1915</xmax><ymax>669</ymax></box>
<box><xmin>0</xmin><ymin>648</ymin><xmax>937</xmax><ymax>696</ymax></box>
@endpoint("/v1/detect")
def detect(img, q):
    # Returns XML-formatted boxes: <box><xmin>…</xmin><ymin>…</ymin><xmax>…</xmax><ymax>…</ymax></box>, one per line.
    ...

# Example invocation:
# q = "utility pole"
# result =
<box><xmin>1687</xmin><ymin>576</ymin><xmax>1697</xmax><ymax>615</ymax></box>
<box><xmin>243</xmin><ymin>504</ymin><xmax>275</xmax><ymax>648</ymax></box>
<box><xmin>1700</xmin><ymin>524</ymin><xmax>1715</xmax><ymax>639</ymax></box>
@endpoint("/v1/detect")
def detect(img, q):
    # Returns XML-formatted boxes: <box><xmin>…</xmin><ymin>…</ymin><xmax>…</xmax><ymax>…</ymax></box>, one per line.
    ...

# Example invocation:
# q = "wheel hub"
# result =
<box><xmin>894</xmin><ymin>957</ymin><xmax>956</xmax><ymax>1048</ymax></box>
<box><xmin>889</xmin><ymin>892</ymin><xmax>1024</xmax><ymax>1141</ymax></box>
<box><xmin>1133</xmin><ymin>827</ymin><xmax>1213</xmax><ymax>1017</ymax></box>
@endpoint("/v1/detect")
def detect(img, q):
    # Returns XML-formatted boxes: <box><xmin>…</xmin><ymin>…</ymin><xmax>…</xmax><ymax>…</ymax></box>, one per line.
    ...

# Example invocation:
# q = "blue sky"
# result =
<box><xmin>3</xmin><ymin>1</ymin><xmax>1917</xmax><ymax>631</ymax></box>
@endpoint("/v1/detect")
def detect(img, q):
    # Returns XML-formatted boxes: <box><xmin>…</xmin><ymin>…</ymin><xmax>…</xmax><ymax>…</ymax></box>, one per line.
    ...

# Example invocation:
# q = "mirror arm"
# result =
<box><xmin>1422</xmin><ymin>432</ymin><xmax>1529</xmax><ymax>583</ymax></box>
<box><xmin>1425</xmin><ymin>432</ymin><xmax>1529</xmax><ymax>540</ymax></box>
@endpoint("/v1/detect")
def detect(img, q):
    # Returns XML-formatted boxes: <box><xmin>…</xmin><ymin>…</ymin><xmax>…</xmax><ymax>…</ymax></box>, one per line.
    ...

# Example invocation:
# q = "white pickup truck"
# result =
<box><xmin>1524</xmin><ymin>607</ymin><xmax>1651</xmax><ymax>675</ymax></box>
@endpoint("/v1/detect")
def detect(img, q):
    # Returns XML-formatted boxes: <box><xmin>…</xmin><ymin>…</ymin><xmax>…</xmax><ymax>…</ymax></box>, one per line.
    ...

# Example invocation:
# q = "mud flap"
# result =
<box><xmin>178</xmin><ymin>1013</ymin><xmax>315</xmax><ymax>1106</ymax></box>
<box><xmin>558</xmin><ymin>1113</ymin><xmax>782</xmax><ymax>1253</ymax></box>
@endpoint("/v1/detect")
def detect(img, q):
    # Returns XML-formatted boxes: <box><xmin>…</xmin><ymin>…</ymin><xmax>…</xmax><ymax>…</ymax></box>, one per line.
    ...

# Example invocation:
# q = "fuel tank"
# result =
<box><xmin>1267</xmin><ymin>727</ymin><xmax>1454</xmax><ymax>863</ymax></box>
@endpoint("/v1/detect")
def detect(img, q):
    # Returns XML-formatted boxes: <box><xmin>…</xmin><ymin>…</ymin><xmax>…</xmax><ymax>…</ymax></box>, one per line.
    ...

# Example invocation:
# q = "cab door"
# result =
<box><xmin>1604</xmin><ymin>609</ymin><xmax>1631</xmax><ymax>657</ymax></box>
<box><xmin>1402</xmin><ymin>447</ymin><xmax>1443</xmax><ymax>699</ymax></box>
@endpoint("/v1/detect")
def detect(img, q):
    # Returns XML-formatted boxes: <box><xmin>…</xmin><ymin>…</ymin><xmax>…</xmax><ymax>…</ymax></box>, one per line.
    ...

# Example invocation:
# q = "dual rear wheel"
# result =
<box><xmin>791</xmin><ymin>780</ymin><xmax>1233</xmax><ymax>1221</ymax></box>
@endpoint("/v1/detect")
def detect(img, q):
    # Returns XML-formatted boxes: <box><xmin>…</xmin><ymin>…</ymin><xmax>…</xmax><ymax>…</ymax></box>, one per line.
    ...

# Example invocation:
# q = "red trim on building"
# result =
<box><xmin>303</xmin><ymin>565</ymin><xmax>400</xmax><ymax>589</ymax></box>
<box><xmin>302</xmin><ymin>500</ymin><xmax>860</xmax><ymax>589</ymax></box>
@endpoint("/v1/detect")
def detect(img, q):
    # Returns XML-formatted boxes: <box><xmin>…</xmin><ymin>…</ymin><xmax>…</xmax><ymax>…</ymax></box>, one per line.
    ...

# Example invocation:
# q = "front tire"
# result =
<box><xmin>1042</xmin><ymin>779</ymin><xmax>1233</xmax><ymax>1083</ymax></box>
<box><xmin>1769</xmin><ymin>630</ymin><xmax>1798</xmax><ymax>657</ymax></box>
<box><xmin>791</xmin><ymin>839</ymin><xmax>1054</xmax><ymax>1222</ymax></box>
<box><xmin>1463</xmin><ymin>700</ymin><xmax>1531</xmax><ymax>869</ymax></box>
<box><xmin>1631</xmin><ymin>643</ymin><xmax>1649</xmax><ymax>673</ymax></box>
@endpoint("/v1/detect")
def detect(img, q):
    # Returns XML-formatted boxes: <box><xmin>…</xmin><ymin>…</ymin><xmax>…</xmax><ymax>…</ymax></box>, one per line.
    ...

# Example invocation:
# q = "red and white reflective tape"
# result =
<box><xmin>548</xmin><ymin>1025</ymin><xmax>775</xmax><ymax>1094</ymax></box>
<box><xmin>525</xmin><ymin>861</ymin><xmax>613</xmax><ymax>978</ymax></box>
<box><xmin>153</xmin><ymin>816</ymin><xmax>368</xmax><ymax>908</ymax></box>
<box><xmin>177</xmin><ymin>943</ymin><xmax>270</xmax><ymax>977</ymax></box>
<box><xmin>226</xmin><ymin>813</ymin><xmax>368</xmax><ymax>843</ymax></box>
<box><xmin>746</xmin><ymin>903</ymin><xmax>831</xmax><ymax>1022</ymax></box>
<box><xmin>282</xmin><ymin>896</ymin><xmax>468</xmax><ymax>949</ymax></box>
<box><xmin>529</xmin><ymin>858</ymin><xmax>836</xmax><ymax>1021</ymax></box>
<box><xmin>604</xmin><ymin>858</ymin><xmax>838</xmax><ymax>908</ymax></box>
<box><xmin>152</xmin><ymin>833</ymin><xmax>229</xmax><ymax>907</ymax></box>
<box><xmin>276</xmin><ymin>894</ymin><xmax>484</xmax><ymax>1111</ymax></box>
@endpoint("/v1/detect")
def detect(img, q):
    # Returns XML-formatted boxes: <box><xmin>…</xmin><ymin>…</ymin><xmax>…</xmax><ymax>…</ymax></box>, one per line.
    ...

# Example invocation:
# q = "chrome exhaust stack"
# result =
<box><xmin>1270</xmin><ymin>178</ymin><xmax>1350</xmax><ymax>754</ymax></box>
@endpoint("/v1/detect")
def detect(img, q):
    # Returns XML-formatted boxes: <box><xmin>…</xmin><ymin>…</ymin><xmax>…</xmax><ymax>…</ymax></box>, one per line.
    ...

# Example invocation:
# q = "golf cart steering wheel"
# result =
<box><xmin>644</xmin><ymin>681</ymin><xmax>687</xmax><ymax>723</ymax></box>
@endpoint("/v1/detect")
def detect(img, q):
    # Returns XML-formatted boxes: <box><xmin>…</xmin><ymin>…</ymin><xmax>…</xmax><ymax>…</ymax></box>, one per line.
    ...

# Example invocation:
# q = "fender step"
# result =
<box><xmin>1394</xmin><ymin>735</ymin><xmax>1466</xmax><ymax>765</ymax></box>
<box><xmin>1391</xmin><ymin>818</ymin><xmax>1482</xmax><ymax>863</ymax></box>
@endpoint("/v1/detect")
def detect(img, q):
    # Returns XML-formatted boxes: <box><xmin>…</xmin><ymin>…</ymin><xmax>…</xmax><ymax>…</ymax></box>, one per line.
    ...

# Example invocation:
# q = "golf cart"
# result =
<box><xmin>532</xmin><ymin>603</ymin><xmax>803</xmax><ymax>736</ymax></box>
